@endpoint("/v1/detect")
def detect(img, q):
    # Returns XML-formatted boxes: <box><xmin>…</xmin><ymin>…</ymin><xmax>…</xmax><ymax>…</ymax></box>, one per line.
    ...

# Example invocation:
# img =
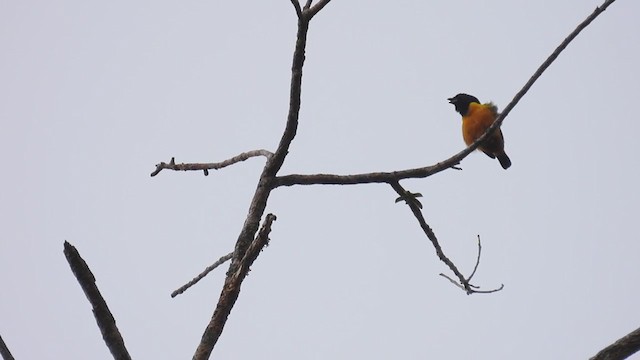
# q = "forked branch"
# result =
<box><xmin>193</xmin><ymin>214</ymin><xmax>277</xmax><ymax>360</ymax></box>
<box><xmin>438</xmin><ymin>236</ymin><xmax>504</xmax><ymax>294</ymax></box>
<box><xmin>391</xmin><ymin>182</ymin><xmax>502</xmax><ymax>294</ymax></box>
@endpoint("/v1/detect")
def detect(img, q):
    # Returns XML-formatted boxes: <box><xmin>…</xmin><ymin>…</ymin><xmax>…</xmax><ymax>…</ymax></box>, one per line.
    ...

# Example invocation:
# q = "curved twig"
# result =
<box><xmin>151</xmin><ymin>149</ymin><xmax>273</xmax><ymax>177</ymax></box>
<box><xmin>391</xmin><ymin>182</ymin><xmax>503</xmax><ymax>294</ymax></box>
<box><xmin>467</xmin><ymin>235</ymin><xmax>483</xmax><ymax>283</ymax></box>
<box><xmin>439</xmin><ymin>273</ymin><xmax>504</xmax><ymax>294</ymax></box>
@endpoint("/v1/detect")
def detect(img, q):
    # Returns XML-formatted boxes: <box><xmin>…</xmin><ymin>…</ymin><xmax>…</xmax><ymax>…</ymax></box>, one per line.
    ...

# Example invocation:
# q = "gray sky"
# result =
<box><xmin>2</xmin><ymin>0</ymin><xmax>639</xmax><ymax>359</ymax></box>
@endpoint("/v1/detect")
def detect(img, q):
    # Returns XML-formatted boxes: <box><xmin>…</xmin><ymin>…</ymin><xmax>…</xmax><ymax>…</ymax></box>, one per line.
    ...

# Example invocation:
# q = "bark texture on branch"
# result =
<box><xmin>64</xmin><ymin>241</ymin><xmax>132</xmax><ymax>360</ymax></box>
<box><xmin>591</xmin><ymin>326</ymin><xmax>640</xmax><ymax>360</ymax></box>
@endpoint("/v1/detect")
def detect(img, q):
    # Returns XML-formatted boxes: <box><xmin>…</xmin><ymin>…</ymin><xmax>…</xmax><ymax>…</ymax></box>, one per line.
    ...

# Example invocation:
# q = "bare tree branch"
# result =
<box><xmin>467</xmin><ymin>235</ymin><xmax>483</xmax><ymax>283</ymax></box>
<box><xmin>63</xmin><ymin>241</ymin><xmax>132</xmax><ymax>360</ymax></box>
<box><xmin>390</xmin><ymin>182</ymin><xmax>502</xmax><ymax>294</ymax></box>
<box><xmin>438</xmin><ymin>273</ymin><xmax>504</xmax><ymax>294</ymax></box>
<box><xmin>290</xmin><ymin>0</ymin><xmax>302</xmax><ymax>18</ymax></box>
<box><xmin>308</xmin><ymin>0</ymin><xmax>331</xmax><ymax>19</ymax></box>
<box><xmin>0</xmin><ymin>335</ymin><xmax>15</xmax><ymax>360</ymax></box>
<box><xmin>389</xmin><ymin>181</ymin><xmax>465</xmax><ymax>290</ymax></box>
<box><xmin>150</xmin><ymin>149</ymin><xmax>273</xmax><ymax>177</ymax></box>
<box><xmin>591</xmin><ymin>326</ymin><xmax>640</xmax><ymax>360</ymax></box>
<box><xmin>274</xmin><ymin>164</ymin><xmax>453</xmax><ymax>187</ymax></box>
<box><xmin>193</xmin><ymin>214</ymin><xmax>277</xmax><ymax>360</ymax></box>
<box><xmin>232</xmin><ymin>214</ymin><xmax>277</xmax><ymax>280</ymax></box>
<box><xmin>273</xmin><ymin>0</ymin><xmax>617</xmax><ymax>188</ymax></box>
<box><xmin>303</xmin><ymin>0</ymin><xmax>313</xmax><ymax>10</ymax></box>
<box><xmin>478</xmin><ymin>0</ymin><xmax>616</xmax><ymax>157</ymax></box>
<box><xmin>189</xmin><ymin>4</ymin><xmax>322</xmax><ymax>357</ymax></box>
<box><xmin>171</xmin><ymin>252</ymin><xmax>234</xmax><ymax>298</ymax></box>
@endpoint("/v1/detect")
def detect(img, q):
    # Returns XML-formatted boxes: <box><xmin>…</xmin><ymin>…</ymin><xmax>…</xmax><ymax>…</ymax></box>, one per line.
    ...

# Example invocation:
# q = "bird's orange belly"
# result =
<box><xmin>462</xmin><ymin>108</ymin><xmax>495</xmax><ymax>146</ymax></box>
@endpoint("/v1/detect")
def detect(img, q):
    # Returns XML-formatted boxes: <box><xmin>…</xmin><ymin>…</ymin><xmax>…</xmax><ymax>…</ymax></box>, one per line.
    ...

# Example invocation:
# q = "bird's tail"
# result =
<box><xmin>497</xmin><ymin>151</ymin><xmax>512</xmax><ymax>170</ymax></box>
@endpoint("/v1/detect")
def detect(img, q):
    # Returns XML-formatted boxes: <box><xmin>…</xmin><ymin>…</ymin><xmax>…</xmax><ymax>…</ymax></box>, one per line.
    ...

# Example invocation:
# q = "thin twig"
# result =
<box><xmin>63</xmin><ymin>241</ymin><xmax>132</xmax><ymax>360</ymax></box>
<box><xmin>475</xmin><ymin>0</ymin><xmax>617</xmax><ymax>158</ymax></box>
<box><xmin>171</xmin><ymin>252</ymin><xmax>234</xmax><ymax>298</ymax></box>
<box><xmin>272</xmin><ymin>0</ymin><xmax>616</xmax><ymax>189</ymax></box>
<box><xmin>591</xmin><ymin>326</ymin><xmax>640</xmax><ymax>360</ymax></box>
<box><xmin>150</xmin><ymin>149</ymin><xmax>273</xmax><ymax>177</ymax></box>
<box><xmin>389</xmin><ymin>181</ymin><xmax>472</xmax><ymax>293</ymax></box>
<box><xmin>439</xmin><ymin>273</ymin><xmax>466</xmax><ymax>291</ymax></box>
<box><xmin>391</xmin><ymin>182</ymin><xmax>502</xmax><ymax>294</ymax></box>
<box><xmin>0</xmin><ymin>335</ymin><xmax>15</xmax><ymax>360</ymax></box>
<box><xmin>467</xmin><ymin>235</ymin><xmax>482</xmax><ymax>283</ymax></box>
<box><xmin>438</xmin><ymin>274</ymin><xmax>504</xmax><ymax>294</ymax></box>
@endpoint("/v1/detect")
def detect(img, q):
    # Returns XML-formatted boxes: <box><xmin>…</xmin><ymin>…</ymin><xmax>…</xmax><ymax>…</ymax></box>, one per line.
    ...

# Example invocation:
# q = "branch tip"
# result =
<box><xmin>171</xmin><ymin>252</ymin><xmax>234</xmax><ymax>298</ymax></box>
<box><xmin>63</xmin><ymin>241</ymin><xmax>132</xmax><ymax>359</ymax></box>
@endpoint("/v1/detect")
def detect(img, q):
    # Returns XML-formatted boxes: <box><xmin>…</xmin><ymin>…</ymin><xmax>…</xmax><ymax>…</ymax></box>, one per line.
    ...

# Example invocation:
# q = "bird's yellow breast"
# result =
<box><xmin>462</xmin><ymin>103</ymin><xmax>498</xmax><ymax>146</ymax></box>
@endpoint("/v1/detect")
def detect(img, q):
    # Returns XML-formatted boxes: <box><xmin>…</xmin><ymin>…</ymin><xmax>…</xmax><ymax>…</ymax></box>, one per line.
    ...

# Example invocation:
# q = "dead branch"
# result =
<box><xmin>467</xmin><ymin>235</ymin><xmax>483</xmax><ymax>283</ymax></box>
<box><xmin>591</xmin><ymin>326</ymin><xmax>640</xmax><ymax>360</ymax></box>
<box><xmin>189</xmin><ymin>6</ymin><xmax>315</xmax><ymax>357</ymax></box>
<box><xmin>290</xmin><ymin>0</ymin><xmax>302</xmax><ymax>18</ymax></box>
<box><xmin>193</xmin><ymin>214</ymin><xmax>276</xmax><ymax>360</ymax></box>
<box><xmin>150</xmin><ymin>149</ymin><xmax>273</xmax><ymax>177</ymax></box>
<box><xmin>274</xmin><ymin>164</ymin><xmax>455</xmax><ymax>187</ymax></box>
<box><xmin>390</xmin><ymin>182</ymin><xmax>502</xmax><ymax>294</ymax></box>
<box><xmin>188</xmin><ymin>7</ymin><xmax>328</xmax><ymax>359</ymax></box>
<box><xmin>0</xmin><ymin>335</ymin><xmax>15</xmax><ymax>360</ymax></box>
<box><xmin>307</xmin><ymin>0</ymin><xmax>332</xmax><ymax>19</ymax></box>
<box><xmin>438</xmin><ymin>235</ymin><xmax>501</xmax><ymax>293</ymax></box>
<box><xmin>232</xmin><ymin>214</ymin><xmax>277</xmax><ymax>281</ymax></box>
<box><xmin>171</xmin><ymin>252</ymin><xmax>234</xmax><ymax>298</ymax></box>
<box><xmin>63</xmin><ymin>241</ymin><xmax>132</xmax><ymax>360</ymax></box>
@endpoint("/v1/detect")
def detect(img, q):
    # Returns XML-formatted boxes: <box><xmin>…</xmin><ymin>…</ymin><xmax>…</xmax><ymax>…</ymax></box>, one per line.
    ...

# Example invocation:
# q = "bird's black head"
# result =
<box><xmin>448</xmin><ymin>93</ymin><xmax>480</xmax><ymax>116</ymax></box>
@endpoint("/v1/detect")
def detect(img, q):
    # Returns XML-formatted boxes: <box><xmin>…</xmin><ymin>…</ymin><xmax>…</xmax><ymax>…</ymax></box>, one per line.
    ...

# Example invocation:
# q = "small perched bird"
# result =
<box><xmin>448</xmin><ymin>93</ymin><xmax>511</xmax><ymax>169</ymax></box>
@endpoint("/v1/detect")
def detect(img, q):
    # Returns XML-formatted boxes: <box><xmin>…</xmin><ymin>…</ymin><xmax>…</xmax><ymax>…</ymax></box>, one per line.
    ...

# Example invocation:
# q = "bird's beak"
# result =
<box><xmin>447</xmin><ymin>98</ymin><xmax>454</xmax><ymax>103</ymax></box>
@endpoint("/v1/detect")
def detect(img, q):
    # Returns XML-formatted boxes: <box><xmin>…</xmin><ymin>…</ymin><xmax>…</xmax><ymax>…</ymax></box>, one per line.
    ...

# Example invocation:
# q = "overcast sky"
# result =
<box><xmin>2</xmin><ymin>0</ymin><xmax>639</xmax><ymax>359</ymax></box>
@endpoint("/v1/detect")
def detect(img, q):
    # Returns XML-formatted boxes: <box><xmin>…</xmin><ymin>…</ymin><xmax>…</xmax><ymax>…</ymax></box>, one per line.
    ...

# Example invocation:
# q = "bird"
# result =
<box><xmin>448</xmin><ymin>93</ymin><xmax>511</xmax><ymax>169</ymax></box>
